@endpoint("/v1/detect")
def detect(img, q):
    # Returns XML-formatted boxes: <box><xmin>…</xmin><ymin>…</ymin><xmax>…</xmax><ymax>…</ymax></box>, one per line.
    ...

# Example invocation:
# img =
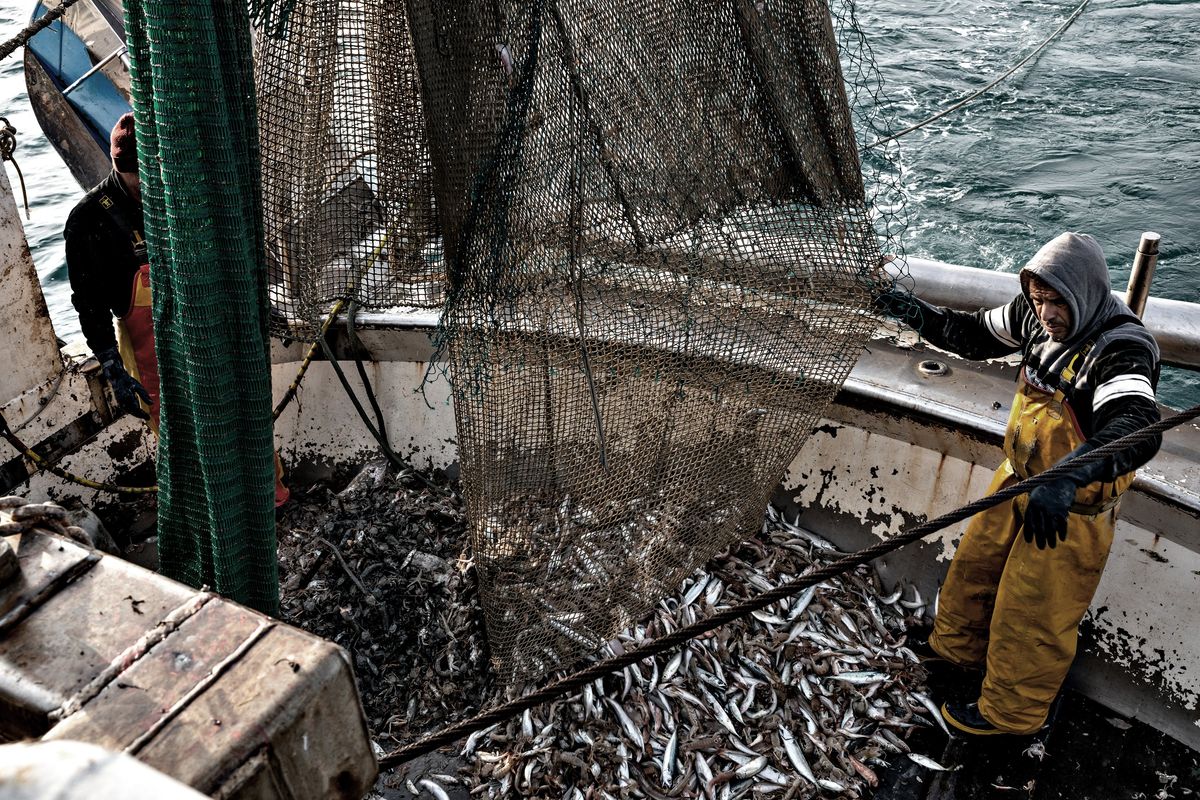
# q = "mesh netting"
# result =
<box><xmin>253</xmin><ymin>0</ymin><xmax>903</xmax><ymax>679</ymax></box>
<box><xmin>125</xmin><ymin>0</ymin><xmax>279</xmax><ymax>614</ymax></box>
<box><xmin>254</xmin><ymin>0</ymin><xmax>445</xmax><ymax>341</ymax></box>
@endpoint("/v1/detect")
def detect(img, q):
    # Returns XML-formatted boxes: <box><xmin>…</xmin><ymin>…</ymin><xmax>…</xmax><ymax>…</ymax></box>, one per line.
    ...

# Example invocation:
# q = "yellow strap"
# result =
<box><xmin>1052</xmin><ymin>342</ymin><xmax>1092</xmax><ymax>403</ymax></box>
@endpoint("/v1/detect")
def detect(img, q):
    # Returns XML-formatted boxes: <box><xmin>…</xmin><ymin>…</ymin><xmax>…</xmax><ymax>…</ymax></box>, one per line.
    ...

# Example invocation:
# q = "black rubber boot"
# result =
<box><xmin>941</xmin><ymin>701</ymin><xmax>1006</xmax><ymax>737</ymax></box>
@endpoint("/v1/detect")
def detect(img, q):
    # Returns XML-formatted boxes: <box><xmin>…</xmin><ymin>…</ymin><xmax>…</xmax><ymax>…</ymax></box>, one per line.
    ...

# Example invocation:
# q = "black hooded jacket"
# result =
<box><xmin>919</xmin><ymin>232</ymin><xmax>1161</xmax><ymax>480</ymax></box>
<box><xmin>64</xmin><ymin>170</ymin><xmax>146</xmax><ymax>356</ymax></box>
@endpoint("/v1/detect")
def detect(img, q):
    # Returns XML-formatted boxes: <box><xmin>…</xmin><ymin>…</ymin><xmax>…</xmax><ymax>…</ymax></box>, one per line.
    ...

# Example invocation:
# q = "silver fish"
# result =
<box><xmin>462</xmin><ymin>723</ymin><xmax>498</xmax><ymax>756</ymax></box>
<box><xmin>660</xmin><ymin>728</ymin><xmax>679</xmax><ymax>787</ymax></box>
<box><xmin>694</xmin><ymin>752</ymin><xmax>715</xmax><ymax>800</ymax></box>
<box><xmin>788</xmin><ymin>585</ymin><xmax>818</xmax><ymax>621</ymax></box>
<box><xmin>700</xmin><ymin>687</ymin><xmax>739</xmax><ymax>736</ymax></box>
<box><xmin>733</xmin><ymin>755</ymin><xmax>767</xmax><ymax>779</ymax></box>
<box><xmin>606</xmin><ymin>698</ymin><xmax>646</xmax><ymax>751</ymax></box>
<box><xmin>682</xmin><ymin>575</ymin><xmax>709</xmax><ymax>607</ymax></box>
<box><xmin>780</xmin><ymin>726</ymin><xmax>817</xmax><ymax>784</ymax></box>
<box><xmin>417</xmin><ymin>778</ymin><xmax>450</xmax><ymax>800</ymax></box>
<box><xmin>908</xmin><ymin>752</ymin><xmax>956</xmax><ymax>771</ymax></box>
<box><xmin>911</xmin><ymin>690</ymin><xmax>950</xmax><ymax>736</ymax></box>
<box><xmin>662</xmin><ymin>650</ymin><xmax>683</xmax><ymax>683</ymax></box>
<box><xmin>829</xmin><ymin>670</ymin><xmax>889</xmax><ymax>685</ymax></box>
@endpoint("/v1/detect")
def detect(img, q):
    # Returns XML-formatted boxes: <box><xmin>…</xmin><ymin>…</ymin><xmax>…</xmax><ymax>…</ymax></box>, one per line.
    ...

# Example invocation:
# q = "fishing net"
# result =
<box><xmin>252</xmin><ymin>0</ymin><xmax>905</xmax><ymax>679</ymax></box>
<box><xmin>124</xmin><ymin>0</ymin><xmax>279</xmax><ymax>614</ymax></box>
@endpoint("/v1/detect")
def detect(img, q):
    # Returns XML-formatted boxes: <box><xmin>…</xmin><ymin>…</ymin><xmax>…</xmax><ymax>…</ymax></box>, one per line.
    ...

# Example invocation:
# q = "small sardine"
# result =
<box><xmin>908</xmin><ymin>752</ymin><xmax>956</xmax><ymax>771</ymax></box>
<box><xmin>662</xmin><ymin>650</ymin><xmax>683</xmax><ymax>683</ymax></box>
<box><xmin>829</xmin><ymin>670</ymin><xmax>889</xmax><ymax>685</ymax></box>
<box><xmin>705</xmin><ymin>578</ymin><xmax>724</xmax><ymax>607</ymax></box>
<box><xmin>733</xmin><ymin>755</ymin><xmax>767</xmax><ymax>779</ymax></box>
<box><xmin>683</xmin><ymin>575</ymin><xmax>709</xmax><ymax>607</ymax></box>
<box><xmin>660</xmin><ymin>728</ymin><xmax>679</xmax><ymax>788</ymax></box>
<box><xmin>694</xmin><ymin>753</ymin><xmax>715</xmax><ymax>800</ymax></box>
<box><xmin>911</xmin><ymin>690</ymin><xmax>950</xmax><ymax>736</ymax></box>
<box><xmin>779</xmin><ymin>727</ymin><xmax>816</xmax><ymax>784</ymax></box>
<box><xmin>606</xmin><ymin>698</ymin><xmax>645</xmax><ymax>751</ymax></box>
<box><xmin>417</xmin><ymin>779</ymin><xmax>450</xmax><ymax>800</ymax></box>
<box><xmin>700</xmin><ymin>688</ymin><xmax>739</xmax><ymax>736</ymax></box>
<box><xmin>788</xmin><ymin>585</ymin><xmax>818</xmax><ymax>621</ymax></box>
<box><xmin>462</xmin><ymin>723</ymin><xmax>498</xmax><ymax>756</ymax></box>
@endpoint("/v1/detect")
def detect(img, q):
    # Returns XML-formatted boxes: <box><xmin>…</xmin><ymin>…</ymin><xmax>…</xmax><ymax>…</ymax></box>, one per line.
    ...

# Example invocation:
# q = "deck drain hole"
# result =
<box><xmin>917</xmin><ymin>359</ymin><xmax>948</xmax><ymax>377</ymax></box>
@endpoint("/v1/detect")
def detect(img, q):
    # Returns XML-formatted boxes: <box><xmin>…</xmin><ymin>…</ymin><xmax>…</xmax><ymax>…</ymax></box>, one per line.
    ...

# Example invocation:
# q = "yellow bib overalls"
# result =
<box><xmin>929</xmin><ymin>351</ymin><xmax>1133</xmax><ymax>733</ymax></box>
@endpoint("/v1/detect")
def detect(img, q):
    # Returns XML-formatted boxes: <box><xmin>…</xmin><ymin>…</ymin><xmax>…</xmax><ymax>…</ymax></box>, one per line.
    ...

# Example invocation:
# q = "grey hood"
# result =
<box><xmin>1018</xmin><ymin>232</ymin><xmax>1159</xmax><ymax>388</ymax></box>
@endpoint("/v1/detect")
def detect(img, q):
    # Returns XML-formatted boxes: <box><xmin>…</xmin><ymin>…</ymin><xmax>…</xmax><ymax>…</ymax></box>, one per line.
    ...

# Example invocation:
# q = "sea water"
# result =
<box><xmin>0</xmin><ymin>0</ymin><xmax>1196</xmax><ymax>406</ymax></box>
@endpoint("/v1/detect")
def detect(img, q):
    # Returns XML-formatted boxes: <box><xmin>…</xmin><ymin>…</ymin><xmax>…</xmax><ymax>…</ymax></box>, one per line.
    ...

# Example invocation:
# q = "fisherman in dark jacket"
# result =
<box><xmin>65</xmin><ymin>112</ymin><xmax>155</xmax><ymax>423</ymax></box>
<box><xmin>65</xmin><ymin>113</ymin><xmax>290</xmax><ymax>506</ymax></box>
<box><xmin>878</xmin><ymin>232</ymin><xmax>1161</xmax><ymax>736</ymax></box>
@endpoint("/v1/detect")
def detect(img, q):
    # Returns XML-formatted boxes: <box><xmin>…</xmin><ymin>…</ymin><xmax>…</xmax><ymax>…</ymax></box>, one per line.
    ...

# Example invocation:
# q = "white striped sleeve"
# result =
<box><xmin>983</xmin><ymin>302</ymin><xmax>1021</xmax><ymax>347</ymax></box>
<box><xmin>1093</xmin><ymin>373</ymin><xmax>1156</xmax><ymax>411</ymax></box>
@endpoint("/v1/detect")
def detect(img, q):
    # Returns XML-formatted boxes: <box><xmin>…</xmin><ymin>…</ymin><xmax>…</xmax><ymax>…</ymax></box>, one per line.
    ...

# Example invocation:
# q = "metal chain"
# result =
<box><xmin>0</xmin><ymin>495</ymin><xmax>96</xmax><ymax>544</ymax></box>
<box><xmin>378</xmin><ymin>399</ymin><xmax>1200</xmax><ymax>768</ymax></box>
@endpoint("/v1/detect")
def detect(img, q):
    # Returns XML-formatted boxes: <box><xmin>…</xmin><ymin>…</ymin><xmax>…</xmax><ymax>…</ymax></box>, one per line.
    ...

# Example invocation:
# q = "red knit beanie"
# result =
<box><xmin>110</xmin><ymin>112</ymin><xmax>137</xmax><ymax>174</ymax></box>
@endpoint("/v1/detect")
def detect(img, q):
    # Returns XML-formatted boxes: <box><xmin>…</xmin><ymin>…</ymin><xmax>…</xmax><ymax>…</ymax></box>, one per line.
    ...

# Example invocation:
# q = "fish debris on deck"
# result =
<box><xmin>276</xmin><ymin>463</ymin><xmax>945</xmax><ymax>798</ymax></box>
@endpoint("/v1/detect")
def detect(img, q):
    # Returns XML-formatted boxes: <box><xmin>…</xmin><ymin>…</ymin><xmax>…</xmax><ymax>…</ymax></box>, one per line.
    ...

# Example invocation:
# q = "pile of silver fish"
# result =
<box><xmin>442</xmin><ymin>505</ymin><xmax>949</xmax><ymax>798</ymax></box>
<box><xmin>279</xmin><ymin>464</ymin><xmax>950</xmax><ymax>798</ymax></box>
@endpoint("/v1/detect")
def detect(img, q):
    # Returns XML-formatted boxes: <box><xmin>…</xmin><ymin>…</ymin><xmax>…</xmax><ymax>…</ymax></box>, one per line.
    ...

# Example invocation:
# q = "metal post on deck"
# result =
<box><xmin>1125</xmin><ymin>231</ymin><xmax>1160</xmax><ymax>318</ymax></box>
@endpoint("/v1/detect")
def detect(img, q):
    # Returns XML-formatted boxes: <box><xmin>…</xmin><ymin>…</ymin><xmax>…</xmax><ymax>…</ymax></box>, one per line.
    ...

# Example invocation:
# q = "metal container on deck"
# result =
<box><xmin>0</xmin><ymin>524</ymin><xmax>377</xmax><ymax>799</ymax></box>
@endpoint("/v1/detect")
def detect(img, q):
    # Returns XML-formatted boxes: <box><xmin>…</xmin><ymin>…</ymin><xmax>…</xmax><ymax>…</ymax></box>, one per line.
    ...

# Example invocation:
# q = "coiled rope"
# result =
<box><xmin>378</xmin><ymin>399</ymin><xmax>1199</xmax><ymax>768</ymax></box>
<box><xmin>0</xmin><ymin>118</ymin><xmax>30</xmax><ymax>219</ymax></box>
<box><xmin>865</xmin><ymin>0</ymin><xmax>1091</xmax><ymax>150</ymax></box>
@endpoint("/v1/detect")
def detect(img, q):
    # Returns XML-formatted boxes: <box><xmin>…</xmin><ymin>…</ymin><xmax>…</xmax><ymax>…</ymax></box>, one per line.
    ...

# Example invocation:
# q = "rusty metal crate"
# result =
<box><xmin>0</xmin><ymin>527</ymin><xmax>377</xmax><ymax>799</ymax></box>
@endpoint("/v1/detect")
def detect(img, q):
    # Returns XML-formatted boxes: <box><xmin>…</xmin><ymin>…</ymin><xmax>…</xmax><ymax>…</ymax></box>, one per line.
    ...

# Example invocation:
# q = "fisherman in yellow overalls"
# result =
<box><xmin>876</xmin><ymin>232</ymin><xmax>1162</xmax><ymax>735</ymax></box>
<box><xmin>65</xmin><ymin>113</ymin><xmax>289</xmax><ymax>507</ymax></box>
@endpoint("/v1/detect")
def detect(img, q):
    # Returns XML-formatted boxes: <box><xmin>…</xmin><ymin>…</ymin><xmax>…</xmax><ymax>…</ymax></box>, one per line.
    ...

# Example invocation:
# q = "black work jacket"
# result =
<box><xmin>64</xmin><ymin>170</ymin><xmax>145</xmax><ymax>355</ymax></box>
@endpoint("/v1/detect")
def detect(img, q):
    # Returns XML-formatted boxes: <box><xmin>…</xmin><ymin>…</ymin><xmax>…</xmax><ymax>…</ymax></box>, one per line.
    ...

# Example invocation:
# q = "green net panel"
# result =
<box><xmin>253</xmin><ymin>0</ymin><xmax>904</xmax><ymax>679</ymax></box>
<box><xmin>125</xmin><ymin>0</ymin><xmax>279</xmax><ymax>614</ymax></box>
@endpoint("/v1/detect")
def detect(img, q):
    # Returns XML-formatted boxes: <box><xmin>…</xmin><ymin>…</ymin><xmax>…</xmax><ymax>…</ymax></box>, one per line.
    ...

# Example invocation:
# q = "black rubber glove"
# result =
<box><xmin>1024</xmin><ymin>443</ymin><xmax>1105</xmax><ymax>550</ymax></box>
<box><xmin>96</xmin><ymin>347</ymin><xmax>151</xmax><ymax>420</ymax></box>
<box><xmin>872</xmin><ymin>287</ymin><xmax>947</xmax><ymax>332</ymax></box>
<box><xmin>1024</xmin><ymin>478</ymin><xmax>1076</xmax><ymax>549</ymax></box>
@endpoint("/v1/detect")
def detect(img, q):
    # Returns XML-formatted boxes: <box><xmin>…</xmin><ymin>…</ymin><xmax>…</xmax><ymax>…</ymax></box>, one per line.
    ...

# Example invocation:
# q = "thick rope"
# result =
<box><xmin>378</xmin><ymin>400</ymin><xmax>1199</xmax><ymax>768</ymax></box>
<box><xmin>272</xmin><ymin>299</ymin><xmax>347</xmax><ymax>421</ymax></box>
<box><xmin>0</xmin><ymin>118</ymin><xmax>30</xmax><ymax>218</ymax></box>
<box><xmin>0</xmin><ymin>411</ymin><xmax>157</xmax><ymax>494</ymax></box>
<box><xmin>0</xmin><ymin>0</ymin><xmax>85</xmax><ymax>62</ymax></box>
<box><xmin>865</xmin><ymin>0</ymin><xmax>1091</xmax><ymax>150</ymax></box>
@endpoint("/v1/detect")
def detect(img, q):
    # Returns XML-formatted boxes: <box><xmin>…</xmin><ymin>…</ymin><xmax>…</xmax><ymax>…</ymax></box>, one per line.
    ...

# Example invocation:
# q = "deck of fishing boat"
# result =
<box><xmin>875</xmin><ymin>689</ymin><xmax>1199</xmax><ymax>800</ymax></box>
<box><xmin>258</xmin><ymin>460</ymin><xmax>1200</xmax><ymax>800</ymax></box>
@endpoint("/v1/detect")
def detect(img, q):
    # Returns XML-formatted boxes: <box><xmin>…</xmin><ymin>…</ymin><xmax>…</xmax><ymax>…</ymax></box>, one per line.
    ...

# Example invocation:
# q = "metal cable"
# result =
<box><xmin>378</xmin><ymin>399</ymin><xmax>1199</xmax><ymax>768</ymax></box>
<box><xmin>865</xmin><ymin>0</ymin><xmax>1091</xmax><ymax>150</ymax></box>
<box><xmin>272</xmin><ymin>299</ymin><xmax>348</xmax><ymax>421</ymax></box>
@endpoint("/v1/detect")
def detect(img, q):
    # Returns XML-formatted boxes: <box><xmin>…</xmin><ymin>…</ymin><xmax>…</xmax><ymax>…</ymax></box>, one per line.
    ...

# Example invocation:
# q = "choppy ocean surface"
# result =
<box><xmin>1</xmin><ymin>0</ymin><xmax>1196</xmax><ymax>406</ymax></box>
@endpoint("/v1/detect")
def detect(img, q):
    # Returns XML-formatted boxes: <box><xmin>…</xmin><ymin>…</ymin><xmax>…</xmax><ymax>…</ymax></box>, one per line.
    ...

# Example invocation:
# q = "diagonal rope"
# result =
<box><xmin>0</xmin><ymin>0</ymin><xmax>85</xmax><ymax>62</ymax></box>
<box><xmin>379</xmin><ymin>400</ymin><xmax>1199</xmax><ymax>768</ymax></box>
<box><xmin>865</xmin><ymin>0</ymin><xmax>1091</xmax><ymax>150</ymax></box>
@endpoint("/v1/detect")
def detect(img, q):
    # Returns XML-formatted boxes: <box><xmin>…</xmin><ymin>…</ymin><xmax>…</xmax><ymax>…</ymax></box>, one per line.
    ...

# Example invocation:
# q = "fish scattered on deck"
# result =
<box><xmin>459</xmin><ymin>505</ymin><xmax>941</xmax><ymax>796</ymax></box>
